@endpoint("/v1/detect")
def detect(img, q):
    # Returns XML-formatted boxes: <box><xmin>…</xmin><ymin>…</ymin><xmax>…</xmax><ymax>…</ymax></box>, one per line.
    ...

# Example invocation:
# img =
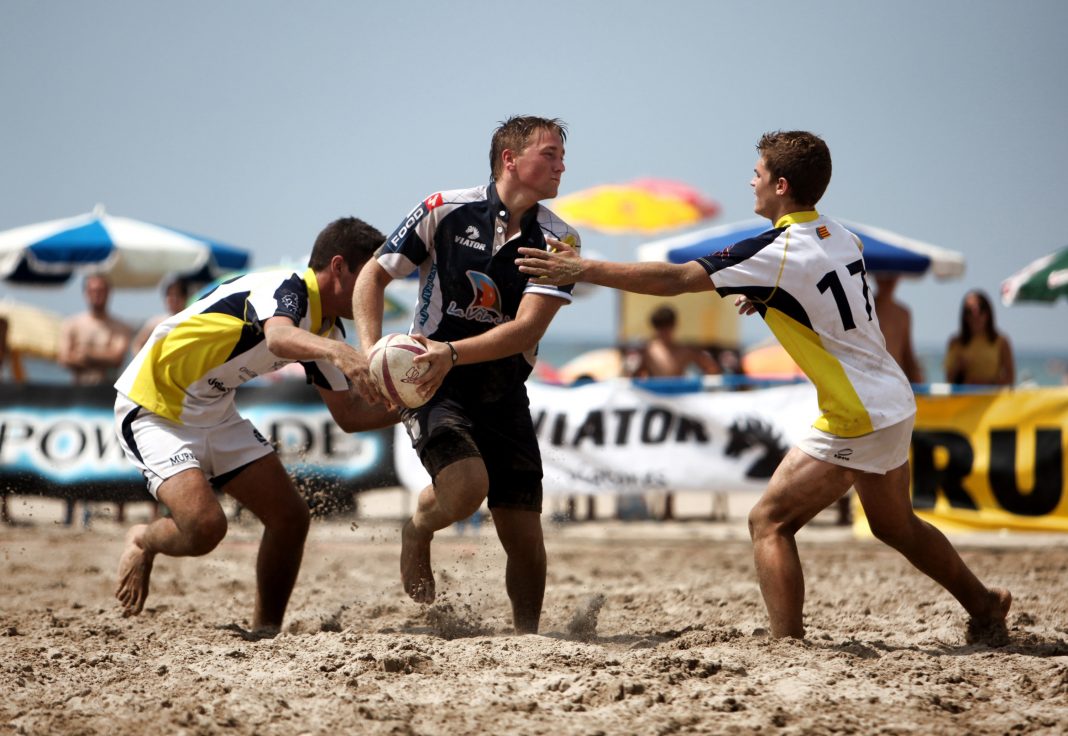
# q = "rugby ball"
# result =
<box><xmin>367</xmin><ymin>333</ymin><xmax>431</xmax><ymax>408</ymax></box>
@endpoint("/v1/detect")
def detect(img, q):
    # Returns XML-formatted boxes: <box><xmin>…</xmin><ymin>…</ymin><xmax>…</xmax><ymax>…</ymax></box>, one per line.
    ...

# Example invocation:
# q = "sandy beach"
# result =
<box><xmin>2</xmin><ymin>490</ymin><xmax>1067</xmax><ymax>735</ymax></box>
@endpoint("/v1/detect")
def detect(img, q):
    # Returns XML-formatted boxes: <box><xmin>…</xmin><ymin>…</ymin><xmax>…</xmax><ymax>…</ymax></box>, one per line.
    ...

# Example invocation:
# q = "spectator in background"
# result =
<box><xmin>59</xmin><ymin>274</ymin><xmax>133</xmax><ymax>386</ymax></box>
<box><xmin>624</xmin><ymin>304</ymin><xmax>722</xmax><ymax>378</ymax></box>
<box><xmin>58</xmin><ymin>274</ymin><xmax>133</xmax><ymax>526</ymax></box>
<box><xmin>132</xmin><ymin>276</ymin><xmax>190</xmax><ymax>354</ymax></box>
<box><xmin>944</xmin><ymin>289</ymin><xmax>1015</xmax><ymax>386</ymax></box>
<box><xmin>874</xmin><ymin>274</ymin><xmax>924</xmax><ymax>383</ymax></box>
<box><xmin>624</xmin><ymin>304</ymin><xmax>721</xmax><ymax>521</ymax></box>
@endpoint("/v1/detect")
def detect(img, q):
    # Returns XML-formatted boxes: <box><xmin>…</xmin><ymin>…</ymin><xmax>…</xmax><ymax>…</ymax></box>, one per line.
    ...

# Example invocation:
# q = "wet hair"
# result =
<box><xmin>490</xmin><ymin>115</ymin><xmax>568</xmax><ymax>180</ymax></box>
<box><xmin>756</xmin><ymin>131</ymin><xmax>832</xmax><ymax>207</ymax></box>
<box><xmin>959</xmin><ymin>289</ymin><xmax>998</xmax><ymax>344</ymax></box>
<box><xmin>650</xmin><ymin>305</ymin><xmax>678</xmax><ymax>329</ymax></box>
<box><xmin>308</xmin><ymin>217</ymin><xmax>386</xmax><ymax>272</ymax></box>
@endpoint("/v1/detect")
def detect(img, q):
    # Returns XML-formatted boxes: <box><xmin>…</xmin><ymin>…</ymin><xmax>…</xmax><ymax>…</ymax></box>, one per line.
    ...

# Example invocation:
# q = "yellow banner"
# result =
<box><xmin>860</xmin><ymin>387</ymin><xmax>1068</xmax><ymax>533</ymax></box>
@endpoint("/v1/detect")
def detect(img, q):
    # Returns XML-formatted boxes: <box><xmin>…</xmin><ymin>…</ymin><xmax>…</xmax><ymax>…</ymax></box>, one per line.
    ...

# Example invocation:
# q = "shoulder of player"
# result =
<box><xmin>535</xmin><ymin>204</ymin><xmax>581</xmax><ymax>244</ymax></box>
<box><xmin>424</xmin><ymin>185</ymin><xmax>487</xmax><ymax>212</ymax></box>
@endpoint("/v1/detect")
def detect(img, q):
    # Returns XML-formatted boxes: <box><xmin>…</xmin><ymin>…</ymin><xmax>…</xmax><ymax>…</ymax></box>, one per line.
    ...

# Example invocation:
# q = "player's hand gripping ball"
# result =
<box><xmin>367</xmin><ymin>333</ymin><xmax>431</xmax><ymax>408</ymax></box>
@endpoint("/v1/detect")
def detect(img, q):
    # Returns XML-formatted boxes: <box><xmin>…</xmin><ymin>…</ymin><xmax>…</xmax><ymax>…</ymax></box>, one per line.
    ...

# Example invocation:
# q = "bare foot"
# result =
<box><xmin>400</xmin><ymin>519</ymin><xmax>435</xmax><ymax>603</ymax></box>
<box><xmin>966</xmin><ymin>587</ymin><xmax>1012</xmax><ymax>645</ymax></box>
<box><xmin>115</xmin><ymin>525</ymin><xmax>155</xmax><ymax>617</ymax></box>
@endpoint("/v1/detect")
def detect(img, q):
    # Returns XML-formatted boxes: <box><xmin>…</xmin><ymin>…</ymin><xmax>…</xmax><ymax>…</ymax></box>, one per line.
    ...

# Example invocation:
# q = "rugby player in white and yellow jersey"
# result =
<box><xmin>113</xmin><ymin>217</ymin><xmax>397</xmax><ymax>636</ymax></box>
<box><xmin>517</xmin><ymin>131</ymin><xmax>1011</xmax><ymax>642</ymax></box>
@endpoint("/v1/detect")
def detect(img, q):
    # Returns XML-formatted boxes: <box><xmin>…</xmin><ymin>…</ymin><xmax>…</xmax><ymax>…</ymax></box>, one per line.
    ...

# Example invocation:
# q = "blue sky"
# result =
<box><xmin>2</xmin><ymin>0</ymin><xmax>1066</xmax><ymax>355</ymax></box>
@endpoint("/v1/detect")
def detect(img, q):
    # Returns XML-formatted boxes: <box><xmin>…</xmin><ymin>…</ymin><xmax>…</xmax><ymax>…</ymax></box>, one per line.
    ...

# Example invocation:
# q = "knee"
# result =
<box><xmin>868</xmin><ymin>514</ymin><xmax>919</xmax><ymax>549</ymax></box>
<box><xmin>437</xmin><ymin>490</ymin><xmax>485</xmax><ymax>523</ymax></box>
<box><xmin>187</xmin><ymin>509</ymin><xmax>228</xmax><ymax>555</ymax></box>
<box><xmin>434</xmin><ymin>460</ymin><xmax>489</xmax><ymax>521</ymax></box>
<box><xmin>499</xmin><ymin>523</ymin><xmax>544</xmax><ymax>558</ymax></box>
<box><xmin>265</xmin><ymin>496</ymin><xmax>311</xmax><ymax>540</ymax></box>
<box><xmin>747</xmin><ymin>504</ymin><xmax>793</xmax><ymax>542</ymax></box>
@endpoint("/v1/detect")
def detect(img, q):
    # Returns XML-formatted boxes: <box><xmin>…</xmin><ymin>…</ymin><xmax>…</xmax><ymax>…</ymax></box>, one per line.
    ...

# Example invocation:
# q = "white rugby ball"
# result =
<box><xmin>367</xmin><ymin>333</ymin><xmax>431</xmax><ymax>408</ymax></box>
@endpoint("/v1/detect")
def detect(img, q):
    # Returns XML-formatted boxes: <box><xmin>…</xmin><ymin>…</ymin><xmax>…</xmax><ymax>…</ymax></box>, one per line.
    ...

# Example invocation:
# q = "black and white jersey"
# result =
<box><xmin>376</xmin><ymin>182</ymin><xmax>579</xmax><ymax>398</ymax></box>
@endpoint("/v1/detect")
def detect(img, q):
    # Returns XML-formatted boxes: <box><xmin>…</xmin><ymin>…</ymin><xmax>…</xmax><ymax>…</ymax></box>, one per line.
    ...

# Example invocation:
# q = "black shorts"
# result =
<box><xmin>401</xmin><ymin>384</ymin><xmax>543</xmax><ymax>512</ymax></box>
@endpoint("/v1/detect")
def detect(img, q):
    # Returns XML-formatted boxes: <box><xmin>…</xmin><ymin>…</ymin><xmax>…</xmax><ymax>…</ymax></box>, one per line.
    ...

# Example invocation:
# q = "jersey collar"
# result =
<box><xmin>774</xmin><ymin>210</ymin><xmax>820</xmax><ymax>229</ymax></box>
<box><xmin>302</xmin><ymin>267</ymin><xmax>328</xmax><ymax>335</ymax></box>
<box><xmin>487</xmin><ymin>180</ymin><xmax>541</xmax><ymax>233</ymax></box>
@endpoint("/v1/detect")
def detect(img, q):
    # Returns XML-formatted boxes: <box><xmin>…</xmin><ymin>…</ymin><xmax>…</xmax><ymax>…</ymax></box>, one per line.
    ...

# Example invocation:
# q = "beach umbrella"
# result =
<box><xmin>741</xmin><ymin>341</ymin><xmax>805</xmax><ymax>380</ymax></box>
<box><xmin>552</xmin><ymin>178</ymin><xmax>720</xmax><ymax>235</ymax></box>
<box><xmin>1000</xmin><ymin>246</ymin><xmax>1068</xmax><ymax>306</ymax></box>
<box><xmin>0</xmin><ymin>205</ymin><xmax>250</xmax><ymax>288</ymax></box>
<box><xmin>637</xmin><ymin>218</ymin><xmax>965</xmax><ymax>278</ymax></box>
<box><xmin>0</xmin><ymin>298</ymin><xmax>61</xmax><ymax>359</ymax></box>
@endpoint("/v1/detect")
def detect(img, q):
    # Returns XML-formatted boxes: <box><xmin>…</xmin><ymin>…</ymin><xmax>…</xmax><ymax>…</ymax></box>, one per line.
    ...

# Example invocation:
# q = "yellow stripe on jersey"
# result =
<box><xmin>127</xmin><ymin>312</ymin><xmax>246</xmax><ymax>423</ymax></box>
<box><xmin>303</xmin><ymin>268</ymin><xmax>324</xmax><ymax>335</ymax></box>
<box><xmin>765</xmin><ymin>310</ymin><xmax>874</xmax><ymax>437</ymax></box>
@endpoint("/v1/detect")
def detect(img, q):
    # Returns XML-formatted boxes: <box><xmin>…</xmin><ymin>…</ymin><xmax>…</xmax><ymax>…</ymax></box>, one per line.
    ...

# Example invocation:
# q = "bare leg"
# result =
<box><xmin>491</xmin><ymin>507</ymin><xmax>546</xmax><ymax>634</ymax></box>
<box><xmin>748</xmin><ymin>448</ymin><xmax>855</xmax><ymax>638</ymax></box>
<box><xmin>115</xmin><ymin>468</ymin><xmax>227</xmax><ymax>616</ymax></box>
<box><xmin>223</xmin><ymin>453</ymin><xmax>310</xmax><ymax>632</ymax></box>
<box><xmin>401</xmin><ymin>457</ymin><xmax>488</xmax><ymax>603</ymax></box>
<box><xmin>855</xmin><ymin>462</ymin><xmax>1011</xmax><ymax>638</ymax></box>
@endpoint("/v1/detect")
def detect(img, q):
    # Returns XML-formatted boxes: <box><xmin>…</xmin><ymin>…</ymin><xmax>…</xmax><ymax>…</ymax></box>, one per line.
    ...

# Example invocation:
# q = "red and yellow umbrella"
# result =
<box><xmin>552</xmin><ymin>178</ymin><xmax>719</xmax><ymax>235</ymax></box>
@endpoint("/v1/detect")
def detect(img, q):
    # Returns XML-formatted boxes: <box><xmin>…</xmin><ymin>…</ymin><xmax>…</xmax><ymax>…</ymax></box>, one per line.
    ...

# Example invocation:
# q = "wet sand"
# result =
<box><xmin>2</xmin><ymin>492</ymin><xmax>1067</xmax><ymax>735</ymax></box>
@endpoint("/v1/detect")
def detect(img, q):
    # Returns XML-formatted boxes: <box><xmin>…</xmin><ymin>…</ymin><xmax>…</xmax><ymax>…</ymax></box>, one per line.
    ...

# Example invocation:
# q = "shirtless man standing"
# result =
<box><xmin>626</xmin><ymin>305</ymin><xmax>721</xmax><ymax>378</ymax></box>
<box><xmin>873</xmin><ymin>275</ymin><xmax>923</xmax><ymax>383</ymax></box>
<box><xmin>58</xmin><ymin>274</ymin><xmax>132</xmax><ymax>386</ymax></box>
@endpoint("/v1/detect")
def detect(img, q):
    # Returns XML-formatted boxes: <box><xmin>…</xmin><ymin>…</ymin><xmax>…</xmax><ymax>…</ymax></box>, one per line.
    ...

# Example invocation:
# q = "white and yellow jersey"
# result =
<box><xmin>115</xmin><ymin>268</ymin><xmax>348</xmax><ymax>427</ymax></box>
<box><xmin>697</xmin><ymin>211</ymin><xmax>915</xmax><ymax>437</ymax></box>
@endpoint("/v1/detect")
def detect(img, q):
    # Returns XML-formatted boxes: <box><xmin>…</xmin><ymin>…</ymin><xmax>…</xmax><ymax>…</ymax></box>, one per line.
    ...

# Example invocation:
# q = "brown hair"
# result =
<box><xmin>756</xmin><ymin>131</ymin><xmax>832</xmax><ymax>207</ymax></box>
<box><xmin>489</xmin><ymin>115</ymin><xmax>568</xmax><ymax>180</ymax></box>
<box><xmin>308</xmin><ymin>217</ymin><xmax>386</xmax><ymax>272</ymax></box>
<box><xmin>959</xmin><ymin>289</ymin><xmax>999</xmax><ymax>345</ymax></box>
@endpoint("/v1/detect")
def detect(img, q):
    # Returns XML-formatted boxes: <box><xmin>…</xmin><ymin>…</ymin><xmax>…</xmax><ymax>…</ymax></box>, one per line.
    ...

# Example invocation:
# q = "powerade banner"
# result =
<box><xmin>394</xmin><ymin>382</ymin><xmax>1068</xmax><ymax>532</ymax></box>
<box><xmin>0</xmin><ymin>384</ymin><xmax>397</xmax><ymax>506</ymax></box>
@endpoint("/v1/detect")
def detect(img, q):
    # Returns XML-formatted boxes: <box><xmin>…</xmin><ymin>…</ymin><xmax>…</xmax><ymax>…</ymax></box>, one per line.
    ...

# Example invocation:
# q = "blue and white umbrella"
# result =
<box><xmin>637</xmin><ymin>218</ymin><xmax>964</xmax><ymax>278</ymax></box>
<box><xmin>0</xmin><ymin>205</ymin><xmax>250</xmax><ymax>287</ymax></box>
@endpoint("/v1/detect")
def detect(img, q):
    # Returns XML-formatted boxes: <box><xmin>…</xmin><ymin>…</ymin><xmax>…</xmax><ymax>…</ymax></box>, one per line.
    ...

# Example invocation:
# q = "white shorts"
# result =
<box><xmin>114</xmin><ymin>394</ymin><xmax>274</xmax><ymax>498</ymax></box>
<box><xmin>796</xmin><ymin>414</ymin><xmax>915</xmax><ymax>475</ymax></box>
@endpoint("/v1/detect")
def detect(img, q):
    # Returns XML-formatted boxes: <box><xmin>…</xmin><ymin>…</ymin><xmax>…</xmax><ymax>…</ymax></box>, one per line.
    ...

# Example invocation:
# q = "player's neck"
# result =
<box><xmin>762</xmin><ymin>196</ymin><xmax>808</xmax><ymax>226</ymax></box>
<box><xmin>495</xmin><ymin>178</ymin><xmax>539</xmax><ymax>223</ymax></box>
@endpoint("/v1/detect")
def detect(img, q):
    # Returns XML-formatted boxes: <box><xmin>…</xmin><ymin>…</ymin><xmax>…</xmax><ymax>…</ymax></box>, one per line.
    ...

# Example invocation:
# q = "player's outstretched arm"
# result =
<box><xmin>516</xmin><ymin>244</ymin><xmax>714</xmax><ymax>297</ymax></box>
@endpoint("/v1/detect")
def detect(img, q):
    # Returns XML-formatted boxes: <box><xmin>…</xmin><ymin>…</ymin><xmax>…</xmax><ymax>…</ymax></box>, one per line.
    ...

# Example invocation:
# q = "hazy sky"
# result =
<box><xmin>3</xmin><ymin>0</ymin><xmax>1066</xmax><ymax>353</ymax></box>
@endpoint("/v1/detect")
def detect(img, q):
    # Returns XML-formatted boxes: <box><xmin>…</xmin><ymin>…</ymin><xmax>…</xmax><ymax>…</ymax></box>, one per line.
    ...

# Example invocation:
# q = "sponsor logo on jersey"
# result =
<box><xmin>168</xmin><ymin>451</ymin><xmax>196</xmax><ymax>466</ymax></box>
<box><xmin>207</xmin><ymin>377</ymin><xmax>230</xmax><ymax>393</ymax></box>
<box><xmin>454</xmin><ymin>225</ymin><xmax>487</xmax><ymax>251</ymax></box>
<box><xmin>279</xmin><ymin>292</ymin><xmax>301</xmax><ymax>316</ymax></box>
<box><xmin>445</xmin><ymin>270</ymin><xmax>505</xmax><ymax>324</ymax></box>
<box><xmin>424</xmin><ymin>192</ymin><xmax>444</xmax><ymax>210</ymax></box>
<box><xmin>417</xmin><ymin>263</ymin><xmax>437</xmax><ymax>328</ymax></box>
<box><xmin>817</xmin><ymin>225</ymin><xmax>831</xmax><ymax>240</ymax></box>
<box><xmin>389</xmin><ymin>204</ymin><xmax>428</xmax><ymax>248</ymax></box>
<box><xmin>833</xmin><ymin>448</ymin><xmax>853</xmax><ymax>460</ymax></box>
